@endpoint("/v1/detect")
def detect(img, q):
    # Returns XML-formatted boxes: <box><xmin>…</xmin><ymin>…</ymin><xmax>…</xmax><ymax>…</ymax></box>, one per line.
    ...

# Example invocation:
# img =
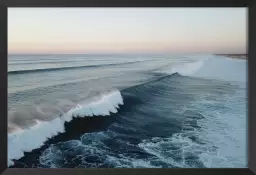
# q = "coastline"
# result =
<box><xmin>215</xmin><ymin>54</ymin><xmax>247</xmax><ymax>60</ymax></box>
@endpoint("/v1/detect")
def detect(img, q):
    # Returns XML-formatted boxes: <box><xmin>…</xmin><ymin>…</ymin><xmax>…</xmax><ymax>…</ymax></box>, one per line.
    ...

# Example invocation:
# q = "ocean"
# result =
<box><xmin>8</xmin><ymin>53</ymin><xmax>247</xmax><ymax>168</ymax></box>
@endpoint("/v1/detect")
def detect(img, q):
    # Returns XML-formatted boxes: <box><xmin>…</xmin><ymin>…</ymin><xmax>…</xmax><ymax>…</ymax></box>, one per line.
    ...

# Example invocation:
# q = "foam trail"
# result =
<box><xmin>159</xmin><ymin>55</ymin><xmax>247</xmax><ymax>83</ymax></box>
<box><xmin>8</xmin><ymin>90</ymin><xmax>124</xmax><ymax>167</ymax></box>
<box><xmin>157</xmin><ymin>55</ymin><xmax>208</xmax><ymax>76</ymax></box>
<box><xmin>190</xmin><ymin>55</ymin><xmax>247</xmax><ymax>83</ymax></box>
<box><xmin>170</xmin><ymin>60</ymin><xmax>205</xmax><ymax>76</ymax></box>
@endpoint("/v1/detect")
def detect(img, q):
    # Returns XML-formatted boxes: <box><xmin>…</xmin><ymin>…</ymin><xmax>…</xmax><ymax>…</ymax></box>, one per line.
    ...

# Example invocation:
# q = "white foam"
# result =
<box><xmin>8</xmin><ymin>90</ymin><xmax>124</xmax><ymax>167</ymax></box>
<box><xmin>191</xmin><ymin>56</ymin><xmax>247</xmax><ymax>83</ymax></box>
<box><xmin>159</xmin><ymin>55</ymin><xmax>247</xmax><ymax>83</ymax></box>
<box><xmin>105</xmin><ymin>155</ymin><xmax>160</xmax><ymax>168</ymax></box>
<box><xmin>195</xmin><ymin>94</ymin><xmax>247</xmax><ymax>168</ymax></box>
<box><xmin>138</xmin><ymin>87</ymin><xmax>247</xmax><ymax>168</ymax></box>
<box><xmin>39</xmin><ymin>131</ymin><xmax>162</xmax><ymax>168</ymax></box>
<box><xmin>138</xmin><ymin>134</ymin><xmax>198</xmax><ymax>168</ymax></box>
<box><xmin>165</xmin><ymin>60</ymin><xmax>205</xmax><ymax>76</ymax></box>
<box><xmin>138</xmin><ymin>133</ymin><xmax>236</xmax><ymax>168</ymax></box>
<box><xmin>140</xmin><ymin>91</ymin><xmax>246</xmax><ymax>168</ymax></box>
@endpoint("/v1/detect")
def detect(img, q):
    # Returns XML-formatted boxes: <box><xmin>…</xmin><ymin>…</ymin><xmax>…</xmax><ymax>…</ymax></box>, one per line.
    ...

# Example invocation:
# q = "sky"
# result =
<box><xmin>8</xmin><ymin>8</ymin><xmax>247</xmax><ymax>54</ymax></box>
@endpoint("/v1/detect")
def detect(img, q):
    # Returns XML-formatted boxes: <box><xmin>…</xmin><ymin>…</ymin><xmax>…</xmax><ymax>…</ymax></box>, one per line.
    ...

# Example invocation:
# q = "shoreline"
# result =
<box><xmin>215</xmin><ymin>54</ymin><xmax>247</xmax><ymax>60</ymax></box>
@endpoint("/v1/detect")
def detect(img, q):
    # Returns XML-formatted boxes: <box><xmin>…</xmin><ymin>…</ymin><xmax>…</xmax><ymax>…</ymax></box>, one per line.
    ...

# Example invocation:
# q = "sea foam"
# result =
<box><xmin>8</xmin><ymin>90</ymin><xmax>123</xmax><ymax>166</ymax></box>
<box><xmin>160</xmin><ymin>55</ymin><xmax>247</xmax><ymax>83</ymax></box>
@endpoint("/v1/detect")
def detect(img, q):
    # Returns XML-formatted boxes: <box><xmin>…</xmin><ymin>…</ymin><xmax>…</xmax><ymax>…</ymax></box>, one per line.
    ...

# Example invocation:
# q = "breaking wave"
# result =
<box><xmin>8</xmin><ymin>55</ymin><xmax>247</xmax><ymax>168</ymax></box>
<box><xmin>157</xmin><ymin>55</ymin><xmax>246</xmax><ymax>83</ymax></box>
<box><xmin>8</xmin><ymin>90</ymin><xmax>124</xmax><ymax>166</ymax></box>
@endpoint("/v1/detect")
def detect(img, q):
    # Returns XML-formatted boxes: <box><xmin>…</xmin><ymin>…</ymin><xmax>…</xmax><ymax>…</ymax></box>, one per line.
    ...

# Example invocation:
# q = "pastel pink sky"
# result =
<box><xmin>8</xmin><ymin>8</ymin><xmax>247</xmax><ymax>54</ymax></box>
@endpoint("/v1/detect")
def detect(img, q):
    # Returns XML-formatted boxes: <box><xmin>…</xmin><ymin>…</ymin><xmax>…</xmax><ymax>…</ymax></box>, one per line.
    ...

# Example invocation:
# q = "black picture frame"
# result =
<box><xmin>1</xmin><ymin>0</ymin><xmax>255</xmax><ymax>175</ymax></box>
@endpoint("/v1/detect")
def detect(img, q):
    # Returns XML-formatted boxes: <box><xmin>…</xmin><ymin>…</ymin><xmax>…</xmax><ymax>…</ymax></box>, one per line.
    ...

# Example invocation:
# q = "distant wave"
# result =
<box><xmin>157</xmin><ymin>60</ymin><xmax>205</xmax><ymax>76</ymax></box>
<box><xmin>8</xmin><ymin>60</ymin><xmax>145</xmax><ymax>75</ymax></box>
<box><xmin>8</xmin><ymin>60</ymin><xmax>87</xmax><ymax>65</ymax></box>
<box><xmin>8</xmin><ymin>59</ymin><xmax>138</xmax><ymax>65</ymax></box>
<box><xmin>157</xmin><ymin>55</ymin><xmax>246</xmax><ymax>83</ymax></box>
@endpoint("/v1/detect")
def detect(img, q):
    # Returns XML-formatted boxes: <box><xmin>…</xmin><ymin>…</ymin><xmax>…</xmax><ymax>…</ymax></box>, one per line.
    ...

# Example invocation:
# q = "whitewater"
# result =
<box><xmin>8</xmin><ymin>54</ymin><xmax>247</xmax><ymax>168</ymax></box>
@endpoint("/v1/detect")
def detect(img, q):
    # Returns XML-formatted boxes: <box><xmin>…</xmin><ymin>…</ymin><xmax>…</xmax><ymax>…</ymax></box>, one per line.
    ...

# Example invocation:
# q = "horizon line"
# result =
<box><xmin>8</xmin><ymin>51</ymin><xmax>248</xmax><ymax>54</ymax></box>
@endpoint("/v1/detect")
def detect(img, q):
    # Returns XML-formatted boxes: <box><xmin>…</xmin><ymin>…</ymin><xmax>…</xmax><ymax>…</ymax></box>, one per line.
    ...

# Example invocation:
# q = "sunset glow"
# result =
<box><xmin>8</xmin><ymin>8</ymin><xmax>247</xmax><ymax>54</ymax></box>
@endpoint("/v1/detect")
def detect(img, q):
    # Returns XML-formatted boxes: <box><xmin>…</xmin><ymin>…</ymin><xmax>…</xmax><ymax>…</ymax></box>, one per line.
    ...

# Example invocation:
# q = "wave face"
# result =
<box><xmin>8</xmin><ymin>54</ymin><xmax>247</xmax><ymax>168</ymax></box>
<box><xmin>8</xmin><ymin>90</ymin><xmax>123</xmax><ymax>166</ymax></box>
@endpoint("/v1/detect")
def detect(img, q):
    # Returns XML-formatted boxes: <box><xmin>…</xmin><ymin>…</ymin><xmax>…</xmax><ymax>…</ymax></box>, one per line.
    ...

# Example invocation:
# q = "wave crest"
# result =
<box><xmin>159</xmin><ymin>55</ymin><xmax>246</xmax><ymax>83</ymax></box>
<box><xmin>8</xmin><ymin>90</ymin><xmax>123</xmax><ymax>166</ymax></box>
<box><xmin>157</xmin><ymin>59</ymin><xmax>205</xmax><ymax>76</ymax></box>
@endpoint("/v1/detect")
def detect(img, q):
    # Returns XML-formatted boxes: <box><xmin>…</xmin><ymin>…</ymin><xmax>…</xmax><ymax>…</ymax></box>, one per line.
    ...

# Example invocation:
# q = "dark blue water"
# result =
<box><xmin>8</xmin><ymin>54</ymin><xmax>247</xmax><ymax>168</ymax></box>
